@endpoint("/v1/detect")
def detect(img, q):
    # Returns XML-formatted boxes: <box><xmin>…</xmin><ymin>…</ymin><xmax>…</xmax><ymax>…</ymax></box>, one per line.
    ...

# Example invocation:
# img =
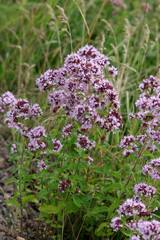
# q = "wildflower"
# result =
<box><xmin>103</xmin><ymin>109</ymin><xmax>123</xmax><ymax>132</ymax></box>
<box><xmin>75</xmin><ymin>188</ymin><xmax>80</xmax><ymax>194</ymax></box>
<box><xmin>37</xmin><ymin>160</ymin><xmax>47</xmax><ymax>171</ymax></box>
<box><xmin>0</xmin><ymin>91</ymin><xmax>17</xmax><ymax>112</ymax></box>
<box><xmin>119</xmin><ymin>135</ymin><xmax>136</xmax><ymax>149</ymax></box>
<box><xmin>66</xmin><ymin>178</ymin><xmax>71</xmax><ymax>184</ymax></box>
<box><xmin>52</xmin><ymin>138</ymin><xmax>63</xmax><ymax>152</ymax></box>
<box><xmin>153</xmin><ymin>236</ymin><xmax>160</xmax><ymax>240</ymax></box>
<box><xmin>108</xmin><ymin>66</ymin><xmax>118</xmax><ymax>77</ymax></box>
<box><xmin>40</xmin><ymin>151</ymin><xmax>46</xmax><ymax>155</ymax></box>
<box><xmin>29</xmin><ymin>104</ymin><xmax>43</xmax><ymax>118</ymax></box>
<box><xmin>137</xmin><ymin>219</ymin><xmax>160</xmax><ymax>239</ymax></box>
<box><xmin>11</xmin><ymin>144</ymin><xmax>18</xmax><ymax>154</ymax></box>
<box><xmin>133</xmin><ymin>183</ymin><xmax>156</xmax><ymax>197</ymax></box>
<box><xmin>108</xmin><ymin>0</ymin><xmax>126</xmax><ymax>9</ymax></box>
<box><xmin>152</xmin><ymin>207</ymin><xmax>158</xmax><ymax>212</ymax></box>
<box><xmin>101</xmin><ymin>136</ymin><xmax>105</xmax><ymax>141</ymax></box>
<box><xmin>85</xmin><ymin>157</ymin><xmax>93</xmax><ymax>165</ymax></box>
<box><xmin>126</xmin><ymin>220</ymin><xmax>137</xmax><ymax>231</ymax></box>
<box><xmin>28</xmin><ymin>139</ymin><xmax>46</xmax><ymax>152</ymax></box>
<box><xmin>27</xmin><ymin>126</ymin><xmax>46</xmax><ymax>139</ymax></box>
<box><xmin>141</xmin><ymin>3</ymin><xmax>153</xmax><ymax>12</ymax></box>
<box><xmin>117</xmin><ymin>199</ymin><xmax>148</xmax><ymax>217</ymax></box>
<box><xmin>48</xmin><ymin>89</ymin><xmax>66</xmax><ymax>112</ymax></box>
<box><xmin>131</xmin><ymin>235</ymin><xmax>140</xmax><ymax>240</ymax></box>
<box><xmin>76</xmin><ymin>134</ymin><xmax>95</xmax><ymax>150</ymax></box>
<box><xmin>59</xmin><ymin>179</ymin><xmax>71</xmax><ymax>193</ymax></box>
<box><xmin>36</xmin><ymin>69</ymin><xmax>55</xmax><ymax>92</ymax></box>
<box><xmin>110</xmin><ymin>217</ymin><xmax>123</xmax><ymax>231</ymax></box>
<box><xmin>133</xmin><ymin>194</ymin><xmax>141</xmax><ymax>203</ymax></box>
<box><xmin>36</xmin><ymin>45</ymin><xmax>122</xmax><ymax>135</ymax></box>
<box><xmin>143</xmin><ymin>158</ymin><xmax>160</xmax><ymax>181</ymax></box>
<box><xmin>62</xmin><ymin>124</ymin><xmax>73</xmax><ymax>137</ymax></box>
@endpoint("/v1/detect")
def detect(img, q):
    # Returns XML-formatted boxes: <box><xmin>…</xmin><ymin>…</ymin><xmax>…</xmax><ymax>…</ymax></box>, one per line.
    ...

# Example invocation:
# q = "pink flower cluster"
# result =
<box><xmin>108</xmin><ymin>0</ymin><xmax>126</xmax><ymax>9</ymax></box>
<box><xmin>141</xmin><ymin>3</ymin><xmax>153</xmax><ymax>12</ymax></box>
<box><xmin>111</xmin><ymin>154</ymin><xmax>160</xmax><ymax>239</ymax></box>
<box><xmin>62</xmin><ymin>124</ymin><xmax>73</xmax><ymax>137</ymax></box>
<box><xmin>85</xmin><ymin>156</ymin><xmax>93</xmax><ymax>165</ymax></box>
<box><xmin>76</xmin><ymin>134</ymin><xmax>95</xmax><ymax>150</ymax></box>
<box><xmin>143</xmin><ymin>158</ymin><xmax>160</xmax><ymax>181</ymax></box>
<box><xmin>131</xmin><ymin>236</ymin><xmax>140</xmax><ymax>240</ymax></box>
<box><xmin>111</xmin><ymin>159</ymin><xmax>160</xmax><ymax>239</ymax></box>
<box><xmin>52</xmin><ymin>138</ymin><xmax>63</xmax><ymax>153</ymax></box>
<box><xmin>110</xmin><ymin>217</ymin><xmax>123</xmax><ymax>231</ymax></box>
<box><xmin>11</xmin><ymin>143</ymin><xmax>18</xmax><ymax>154</ymax></box>
<box><xmin>36</xmin><ymin>45</ymin><xmax>122</xmax><ymax>134</ymax></box>
<box><xmin>120</xmin><ymin>76</ymin><xmax>160</xmax><ymax>156</ymax></box>
<box><xmin>117</xmin><ymin>198</ymin><xmax>148</xmax><ymax>217</ymax></box>
<box><xmin>27</xmin><ymin>126</ymin><xmax>46</xmax><ymax>151</ymax></box>
<box><xmin>37</xmin><ymin>160</ymin><xmax>48</xmax><ymax>171</ymax></box>
<box><xmin>58</xmin><ymin>178</ymin><xmax>71</xmax><ymax>193</ymax></box>
<box><xmin>0</xmin><ymin>92</ymin><xmax>47</xmax><ymax>152</ymax></box>
<box><xmin>133</xmin><ymin>183</ymin><xmax>156</xmax><ymax>197</ymax></box>
<box><xmin>0</xmin><ymin>91</ymin><xmax>17</xmax><ymax>112</ymax></box>
<box><xmin>110</xmin><ymin>196</ymin><xmax>160</xmax><ymax>239</ymax></box>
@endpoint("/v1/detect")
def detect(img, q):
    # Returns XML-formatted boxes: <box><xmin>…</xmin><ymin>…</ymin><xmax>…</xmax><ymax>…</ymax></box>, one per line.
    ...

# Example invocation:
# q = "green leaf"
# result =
<box><xmin>22</xmin><ymin>195</ymin><xmax>38</xmax><ymax>205</ymax></box>
<box><xmin>96</xmin><ymin>222</ymin><xmax>110</xmax><ymax>232</ymax></box>
<box><xmin>5</xmin><ymin>199</ymin><xmax>19</xmax><ymax>206</ymax></box>
<box><xmin>90</xmin><ymin>206</ymin><xmax>108</xmax><ymax>215</ymax></box>
<box><xmin>93</xmin><ymin>167</ymin><xmax>104</xmax><ymax>174</ymax></box>
<box><xmin>39</xmin><ymin>201</ymin><xmax>66</xmax><ymax>214</ymax></box>
<box><xmin>64</xmin><ymin>202</ymin><xmax>79</xmax><ymax>214</ymax></box>
<box><xmin>39</xmin><ymin>205</ymin><xmax>58</xmax><ymax>214</ymax></box>
<box><xmin>109</xmin><ymin>171</ymin><xmax>121</xmax><ymax>179</ymax></box>
<box><xmin>37</xmin><ymin>189</ymin><xmax>49</xmax><ymax>200</ymax></box>
<box><xmin>120</xmin><ymin>228</ymin><xmax>131</xmax><ymax>237</ymax></box>
<box><xmin>106</xmin><ymin>183</ymin><xmax>122</xmax><ymax>191</ymax></box>
<box><xmin>72</xmin><ymin>195</ymin><xmax>81</xmax><ymax>207</ymax></box>
<box><xmin>96</xmin><ymin>145</ymin><xmax>108</xmax><ymax>153</ymax></box>
<box><xmin>6</xmin><ymin>177</ymin><xmax>17</xmax><ymax>185</ymax></box>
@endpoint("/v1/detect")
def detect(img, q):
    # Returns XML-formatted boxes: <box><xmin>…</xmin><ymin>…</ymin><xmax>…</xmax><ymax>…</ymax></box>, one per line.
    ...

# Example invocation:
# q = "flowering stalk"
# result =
<box><xmin>124</xmin><ymin>118</ymin><xmax>154</xmax><ymax>190</ymax></box>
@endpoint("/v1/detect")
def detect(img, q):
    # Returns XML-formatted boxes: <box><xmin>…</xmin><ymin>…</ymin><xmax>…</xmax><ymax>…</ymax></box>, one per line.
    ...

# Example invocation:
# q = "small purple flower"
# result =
<box><xmin>11</xmin><ymin>144</ymin><xmax>18</xmax><ymax>154</ymax></box>
<box><xmin>75</xmin><ymin>188</ymin><xmax>80</xmax><ymax>194</ymax></box>
<box><xmin>108</xmin><ymin>0</ymin><xmax>126</xmax><ymax>8</ymax></box>
<box><xmin>62</xmin><ymin>124</ymin><xmax>73</xmax><ymax>137</ymax></box>
<box><xmin>108</xmin><ymin>66</ymin><xmax>118</xmax><ymax>77</ymax></box>
<box><xmin>52</xmin><ymin>138</ymin><xmax>63</xmax><ymax>152</ymax></box>
<box><xmin>133</xmin><ymin>183</ymin><xmax>156</xmax><ymax>197</ymax></box>
<box><xmin>0</xmin><ymin>91</ymin><xmax>17</xmax><ymax>112</ymax></box>
<box><xmin>110</xmin><ymin>217</ymin><xmax>123</xmax><ymax>231</ymax></box>
<box><xmin>59</xmin><ymin>179</ymin><xmax>71</xmax><ymax>192</ymax></box>
<box><xmin>76</xmin><ymin>134</ymin><xmax>95</xmax><ymax>150</ymax></box>
<box><xmin>27</xmin><ymin>126</ymin><xmax>47</xmax><ymax>139</ymax></box>
<box><xmin>66</xmin><ymin>178</ymin><xmax>71</xmax><ymax>184</ymax></box>
<box><xmin>141</xmin><ymin>2</ymin><xmax>152</xmax><ymax>12</ymax></box>
<box><xmin>117</xmin><ymin>199</ymin><xmax>148</xmax><ymax>217</ymax></box>
<box><xmin>143</xmin><ymin>158</ymin><xmax>160</xmax><ymax>181</ymax></box>
<box><xmin>131</xmin><ymin>235</ymin><xmax>140</xmax><ymax>240</ymax></box>
<box><xmin>37</xmin><ymin>160</ymin><xmax>47</xmax><ymax>171</ymax></box>
<box><xmin>29</xmin><ymin>104</ymin><xmax>43</xmax><ymax>118</ymax></box>
<box><xmin>85</xmin><ymin>157</ymin><xmax>93</xmax><ymax>165</ymax></box>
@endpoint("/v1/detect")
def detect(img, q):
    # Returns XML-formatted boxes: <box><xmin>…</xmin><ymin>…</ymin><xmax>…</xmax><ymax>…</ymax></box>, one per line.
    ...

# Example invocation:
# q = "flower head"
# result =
<box><xmin>52</xmin><ymin>138</ymin><xmax>63</xmax><ymax>152</ymax></box>
<box><xmin>37</xmin><ymin>160</ymin><xmax>47</xmax><ymax>171</ymax></box>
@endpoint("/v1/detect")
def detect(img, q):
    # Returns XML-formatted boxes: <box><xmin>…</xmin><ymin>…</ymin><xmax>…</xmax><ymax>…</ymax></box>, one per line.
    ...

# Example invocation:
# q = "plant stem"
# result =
<box><xmin>87</xmin><ymin>0</ymin><xmax>106</xmax><ymax>44</ymax></box>
<box><xmin>19</xmin><ymin>136</ymin><xmax>25</xmax><ymax>235</ymax></box>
